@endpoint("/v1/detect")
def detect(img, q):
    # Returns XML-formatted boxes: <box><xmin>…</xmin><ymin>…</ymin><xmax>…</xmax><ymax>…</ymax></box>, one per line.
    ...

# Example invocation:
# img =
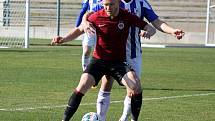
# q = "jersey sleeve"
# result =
<box><xmin>87</xmin><ymin>12</ymin><xmax>96</xmax><ymax>25</ymax></box>
<box><xmin>75</xmin><ymin>0</ymin><xmax>89</xmax><ymax>27</ymax></box>
<box><xmin>141</xmin><ymin>0</ymin><xmax>158</xmax><ymax>22</ymax></box>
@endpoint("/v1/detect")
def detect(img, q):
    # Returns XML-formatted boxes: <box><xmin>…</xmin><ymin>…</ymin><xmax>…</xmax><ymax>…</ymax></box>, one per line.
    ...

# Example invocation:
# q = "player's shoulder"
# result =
<box><xmin>132</xmin><ymin>0</ymin><xmax>145</xmax><ymax>3</ymax></box>
<box><xmin>120</xmin><ymin>8</ymin><xmax>129</xmax><ymax>13</ymax></box>
<box><xmin>120</xmin><ymin>8</ymin><xmax>132</xmax><ymax>16</ymax></box>
<box><xmin>94</xmin><ymin>9</ymin><xmax>104</xmax><ymax>15</ymax></box>
<box><xmin>97</xmin><ymin>0</ymin><xmax>102</xmax><ymax>2</ymax></box>
<box><xmin>138</xmin><ymin>0</ymin><xmax>150</xmax><ymax>3</ymax></box>
<box><xmin>139</xmin><ymin>0</ymin><xmax>153</xmax><ymax>9</ymax></box>
<box><xmin>89</xmin><ymin>9</ymin><xmax>104</xmax><ymax>18</ymax></box>
<box><xmin>118</xmin><ymin>8</ymin><xmax>135</xmax><ymax>20</ymax></box>
<box><xmin>137</xmin><ymin>0</ymin><xmax>152</xmax><ymax>6</ymax></box>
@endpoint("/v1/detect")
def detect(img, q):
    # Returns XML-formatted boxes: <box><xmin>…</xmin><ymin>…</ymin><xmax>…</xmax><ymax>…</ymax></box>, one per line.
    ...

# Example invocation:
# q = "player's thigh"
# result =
<box><xmin>100</xmin><ymin>75</ymin><xmax>114</xmax><ymax>92</ymax></box>
<box><xmin>84</xmin><ymin>58</ymin><xmax>106</xmax><ymax>86</ymax></box>
<box><xmin>109</xmin><ymin>62</ymin><xmax>132</xmax><ymax>86</ymax></box>
<box><xmin>82</xmin><ymin>44</ymin><xmax>92</xmax><ymax>56</ymax></box>
<box><xmin>76</xmin><ymin>73</ymin><xmax>96</xmax><ymax>94</ymax></box>
<box><xmin>82</xmin><ymin>33</ymin><xmax>96</xmax><ymax>47</ymax></box>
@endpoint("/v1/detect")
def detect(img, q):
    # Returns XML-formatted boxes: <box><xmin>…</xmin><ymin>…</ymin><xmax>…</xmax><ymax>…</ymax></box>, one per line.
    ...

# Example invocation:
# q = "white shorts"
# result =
<box><xmin>126</xmin><ymin>55</ymin><xmax>142</xmax><ymax>79</ymax></box>
<box><xmin>82</xmin><ymin>33</ymin><xmax>97</xmax><ymax>47</ymax></box>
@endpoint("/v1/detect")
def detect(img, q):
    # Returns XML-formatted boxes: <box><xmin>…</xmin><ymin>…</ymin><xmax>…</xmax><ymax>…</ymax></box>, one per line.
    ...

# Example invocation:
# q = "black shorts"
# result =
<box><xmin>83</xmin><ymin>57</ymin><xmax>133</xmax><ymax>86</ymax></box>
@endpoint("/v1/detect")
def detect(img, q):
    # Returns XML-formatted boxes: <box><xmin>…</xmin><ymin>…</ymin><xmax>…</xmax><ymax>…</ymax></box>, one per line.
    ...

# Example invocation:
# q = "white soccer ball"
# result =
<box><xmin>81</xmin><ymin>112</ymin><xmax>101</xmax><ymax>121</ymax></box>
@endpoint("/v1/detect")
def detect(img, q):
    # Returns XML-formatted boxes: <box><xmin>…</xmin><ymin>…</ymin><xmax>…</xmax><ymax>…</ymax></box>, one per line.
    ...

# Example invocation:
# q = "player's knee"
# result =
<box><xmin>134</xmin><ymin>86</ymin><xmax>142</xmax><ymax>94</ymax></box>
<box><xmin>133</xmin><ymin>78</ymin><xmax>142</xmax><ymax>92</ymax></box>
<box><xmin>77</xmin><ymin>73</ymin><xmax>95</xmax><ymax>94</ymax></box>
<box><xmin>131</xmin><ymin>82</ymin><xmax>142</xmax><ymax>94</ymax></box>
<box><xmin>128</xmin><ymin>86</ymin><xmax>142</xmax><ymax>96</ymax></box>
<box><xmin>100</xmin><ymin>76</ymin><xmax>114</xmax><ymax>92</ymax></box>
<box><xmin>133</xmin><ymin>80</ymin><xmax>141</xmax><ymax>90</ymax></box>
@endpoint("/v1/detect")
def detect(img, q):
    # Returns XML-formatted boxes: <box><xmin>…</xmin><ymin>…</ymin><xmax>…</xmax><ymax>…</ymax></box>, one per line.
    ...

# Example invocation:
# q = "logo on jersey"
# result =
<box><xmin>118</xmin><ymin>21</ymin><xmax>124</xmax><ymax>30</ymax></box>
<box><xmin>98</xmin><ymin>24</ymin><xmax>106</xmax><ymax>27</ymax></box>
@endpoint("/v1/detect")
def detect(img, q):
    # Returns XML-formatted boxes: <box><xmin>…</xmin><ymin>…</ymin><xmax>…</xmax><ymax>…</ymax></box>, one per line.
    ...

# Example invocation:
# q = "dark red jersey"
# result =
<box><xmin>88</xmin><ymin>8</ymin><xmax>147</xmax><ymax>61</ymax></box>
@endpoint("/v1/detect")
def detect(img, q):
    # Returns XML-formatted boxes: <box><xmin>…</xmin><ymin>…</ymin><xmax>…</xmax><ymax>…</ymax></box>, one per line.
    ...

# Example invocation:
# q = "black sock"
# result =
<box><xmin>131</xmin><ymin>93</ymin><xmax>142</xmax><ymax>121</ymax></box>
<box><xmin>63</xmin><ymin>90</ymin><xmax>84</xmax><ymax>121</ymax></box>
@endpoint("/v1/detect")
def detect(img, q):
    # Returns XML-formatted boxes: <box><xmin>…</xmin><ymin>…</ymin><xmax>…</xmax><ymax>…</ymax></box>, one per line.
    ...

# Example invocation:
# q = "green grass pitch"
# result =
<box><xmin>0</xmin><ymin>43</ymin><xmax>215</xmax><ymax>121</ymax></box>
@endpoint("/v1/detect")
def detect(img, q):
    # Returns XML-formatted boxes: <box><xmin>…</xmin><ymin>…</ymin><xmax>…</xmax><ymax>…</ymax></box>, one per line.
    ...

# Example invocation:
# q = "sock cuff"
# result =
<box><xmin>99</xmin><ymin>90</ymin><xmax>111</xmax><ymax>97</ymax></box>
<box><xmin>125</xmin><ymin>95</ymin><xmax>131</xmax><ymax>101</ymax></box>
<box><xmin>74</xmin><ymin>89</ymin><xmax>84</xmax><ymax>96</ymax></box>
<box><xmin>132</xmin><ymin>92</ymin><xmax>142</xmax><ymax>96</ymax></box>
<box><xmin>131</xmin><ymin>93</ymin><xmax>142</xmax><ymax>100</ymax></box>
<box><xmin>99</xmin><ymin>89</ymin><xmax>111</xmax><ymax>94</ymax></box>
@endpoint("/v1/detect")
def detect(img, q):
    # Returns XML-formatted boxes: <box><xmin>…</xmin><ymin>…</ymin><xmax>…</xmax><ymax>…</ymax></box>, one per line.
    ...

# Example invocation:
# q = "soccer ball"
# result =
<box><xmin>81</xmin><ymin>112</ymin><xmax>101</xmax><ymax>121</ymax></box>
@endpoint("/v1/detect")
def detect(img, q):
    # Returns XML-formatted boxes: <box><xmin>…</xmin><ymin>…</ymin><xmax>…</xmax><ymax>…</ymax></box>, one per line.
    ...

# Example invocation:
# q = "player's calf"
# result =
<box><xmin>63</xmin><ymin>90</ymin><xmax>84</xmax><ymax>121</ymax></box>
<box><xmin>131</xmin><ymin>92</ymin><xmax>142</xmax><ymax>121</ymax></box>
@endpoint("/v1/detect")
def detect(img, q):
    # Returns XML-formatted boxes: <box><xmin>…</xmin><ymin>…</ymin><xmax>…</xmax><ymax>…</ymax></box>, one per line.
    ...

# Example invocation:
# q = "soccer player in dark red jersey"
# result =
<box><xmin>58</xmin><ymin>0</ymin><xmax>156</xmax><ymax>120</ymax></box>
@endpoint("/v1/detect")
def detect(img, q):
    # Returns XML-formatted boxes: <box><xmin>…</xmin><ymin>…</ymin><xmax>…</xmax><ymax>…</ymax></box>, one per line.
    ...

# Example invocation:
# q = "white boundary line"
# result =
<box><xmin>0</xmin><ymin>92</ymin><xmax>215</xmax><ymax>112</ymax></box>
<box><xmin>141</xmin><ymin>44</ymin><xmax>166</xmax><ymax>48</ymax></box>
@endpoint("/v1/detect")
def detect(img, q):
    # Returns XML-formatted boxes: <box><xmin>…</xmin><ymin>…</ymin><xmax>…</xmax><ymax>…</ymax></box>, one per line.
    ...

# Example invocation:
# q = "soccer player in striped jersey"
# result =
<box><xmin>84</xmin><ymin>0</ymin><xmax>184</xmax><ymax>121</ymax></box>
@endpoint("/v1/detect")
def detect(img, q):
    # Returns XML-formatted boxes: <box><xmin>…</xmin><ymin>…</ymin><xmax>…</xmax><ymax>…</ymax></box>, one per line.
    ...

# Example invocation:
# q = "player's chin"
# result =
<box><xmin>106</xmin><ymin>12</ymin><xmax>112</xmax><ymax>16</ymax></box>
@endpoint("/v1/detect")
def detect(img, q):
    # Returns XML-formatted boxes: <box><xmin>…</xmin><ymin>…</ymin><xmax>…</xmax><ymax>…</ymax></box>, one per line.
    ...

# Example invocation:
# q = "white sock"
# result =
<box><xmin>119</xmin><ymin>96</ymin><xmax>131</xmax><ymax>121</ymax></box>
<box><xmin>97</xmin><ymin>90</ymin><xmax>111</xmax><ymax>121</ymax></box>
<box><xmin>81</xmin><ymin>55</ymin><xmax>90</xmax><ymax>71</ymax></box>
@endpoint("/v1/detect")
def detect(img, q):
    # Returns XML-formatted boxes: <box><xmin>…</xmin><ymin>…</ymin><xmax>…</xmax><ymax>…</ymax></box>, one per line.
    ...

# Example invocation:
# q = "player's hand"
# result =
<box><xmin>83</xmin><ymin>21</ymin><xmax>96</xmax><ymax>37</ymax></box>
<box><xmin>140</xmin><ymin>31</ymin><xmax>150</xmax><ymax>39</ymax></box>
<box><xmin>172</xmin><ymin>29</ymin><xmax>185</xmax><ymax>40</ymax></box>
<box><xmin>51</xmin><ymin>36</ymin><xmax>63</xmax><ymax>45</ymax></box>
<box><xmin>141</xmin><ymin>24</ymin><xmax>156</xmax><ymax>39</ymax></box>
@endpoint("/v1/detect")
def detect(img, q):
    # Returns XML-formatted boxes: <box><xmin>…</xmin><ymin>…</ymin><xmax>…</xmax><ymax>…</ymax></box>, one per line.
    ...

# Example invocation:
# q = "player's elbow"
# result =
<box><xmin>77</xmin><ymin>25</ymin><xmax>85</xmax><ymax>33</ymax></box>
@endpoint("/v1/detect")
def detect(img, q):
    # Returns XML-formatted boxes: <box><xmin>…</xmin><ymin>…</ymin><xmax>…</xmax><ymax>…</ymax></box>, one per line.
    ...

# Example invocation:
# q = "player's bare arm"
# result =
<box><xmin>51</xmin><ymin>26</ymin><xmax>84</xmax><ymax>45</ymax></box>
<box><xmin>151</xmin><ymin>18</ymin><xmax>185</xmax><ymax>39</ymax></box>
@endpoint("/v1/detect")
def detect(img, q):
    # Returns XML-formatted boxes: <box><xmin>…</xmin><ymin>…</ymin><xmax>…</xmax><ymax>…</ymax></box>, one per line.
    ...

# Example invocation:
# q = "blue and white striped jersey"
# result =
<box><xmin>119</xmin><ymin>0</ymin><xmax>158</xmax><ymax>59</ymax></box>
<box><xmin>87</xmin><ymin>0</ymin><xmax>102</xmax><ymax>11</ymax></box>
<box><xmin>75</xmin><ymin>0</ymin><xmax>102</xmax><ymax>27</ymax></box>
